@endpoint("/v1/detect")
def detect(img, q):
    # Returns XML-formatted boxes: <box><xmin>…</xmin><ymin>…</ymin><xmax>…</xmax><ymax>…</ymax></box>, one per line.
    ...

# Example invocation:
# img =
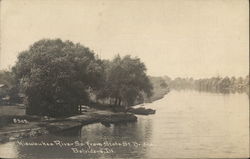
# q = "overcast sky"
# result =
<box><xmin>0</xmin><ymin>0</ymin><xmax>249</xmax><ymax>79</ymax></box>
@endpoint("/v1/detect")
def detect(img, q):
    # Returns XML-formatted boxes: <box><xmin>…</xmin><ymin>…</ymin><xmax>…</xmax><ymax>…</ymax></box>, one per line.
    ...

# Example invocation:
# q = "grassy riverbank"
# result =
<box><xmin>144</xmin><ymin>76</ymin><xmax>170</xmax><ymax>102</ymax></box>
<box><xmin>0</xmin><ymin>107</ymin><xmax>137</xmax><ymax>143</ymax></box>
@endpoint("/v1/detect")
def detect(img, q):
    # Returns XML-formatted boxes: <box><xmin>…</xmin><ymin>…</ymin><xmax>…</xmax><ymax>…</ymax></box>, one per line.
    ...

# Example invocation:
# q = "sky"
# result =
<box><xmin>0</xmin><ymin>0</ymin><xmax>249</xmax><ymax>79</ymax></box>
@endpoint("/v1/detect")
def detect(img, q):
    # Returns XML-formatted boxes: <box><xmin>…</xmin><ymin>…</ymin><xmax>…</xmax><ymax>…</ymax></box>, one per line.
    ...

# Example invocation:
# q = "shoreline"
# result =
<box><xmin>0</xmin><ymin>89</ymin><xmax>170</xmax><ymax>144</ymax></box>
<box><xmin>0</xmin><ymin>109</ymin><xmax>137</xmax><ymax>144</ymax></box>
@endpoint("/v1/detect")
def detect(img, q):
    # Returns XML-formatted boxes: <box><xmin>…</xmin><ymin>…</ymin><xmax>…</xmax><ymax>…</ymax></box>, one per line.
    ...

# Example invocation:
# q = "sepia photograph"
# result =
<box><xmin>0</xmin><ymin>0</ymin><xmax>249</xmax><ymax>158</ymax></box>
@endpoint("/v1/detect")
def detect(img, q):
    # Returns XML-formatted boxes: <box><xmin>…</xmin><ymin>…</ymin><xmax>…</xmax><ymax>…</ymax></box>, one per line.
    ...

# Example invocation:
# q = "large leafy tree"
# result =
<box><xmin>97</xmin><ymin>55</ymin><xmax>153</xmax><ymax>107</ymax></box>
<box><xmin>12</xmin><ymin>39</ymin><xmax>104</xmax><ymax>117</ymax></box>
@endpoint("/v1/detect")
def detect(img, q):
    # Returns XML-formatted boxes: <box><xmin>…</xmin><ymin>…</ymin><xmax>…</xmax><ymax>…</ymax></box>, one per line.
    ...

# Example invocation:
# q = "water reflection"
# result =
<box><xmin>0</xmin><ymin>142</ymin><xmax>19</xmax><ymax>158</ymax></box>
<box><xmin>0</xmin><ymin>90</ymin><xmax>249</xmax><ymax>158</ymax></box>
<box><xmin>0</xmin><ymin>119</ymin><xmax>153</xmax><ymax>159</ymax></box>
<box><xmin>78</xmin><ymin>119</ymin><xmax>153</xmax><ymax>158</ymax></box>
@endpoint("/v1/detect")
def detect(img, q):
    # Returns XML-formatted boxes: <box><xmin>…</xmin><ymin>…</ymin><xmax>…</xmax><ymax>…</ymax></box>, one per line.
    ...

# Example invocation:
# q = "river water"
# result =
<box><xmin>0</xmin><ymin>90</ymin><xmax>249</xmax><ymax>158</ymax></box>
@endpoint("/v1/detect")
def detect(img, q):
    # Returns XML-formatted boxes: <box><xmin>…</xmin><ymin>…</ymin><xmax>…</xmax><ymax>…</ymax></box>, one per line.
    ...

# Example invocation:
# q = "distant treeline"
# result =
<box><xmin>164</xmin><ymin>76</ymin><xmax>249</xmax><ymax>94</ymax></box>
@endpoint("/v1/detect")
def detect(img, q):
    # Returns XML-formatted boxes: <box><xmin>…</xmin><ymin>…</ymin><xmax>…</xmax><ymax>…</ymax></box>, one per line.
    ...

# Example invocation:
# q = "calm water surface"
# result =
<box><xmin>0</xmin><ymin>90</ymin><xmax>249</xmax><ymax>158</ymax></box>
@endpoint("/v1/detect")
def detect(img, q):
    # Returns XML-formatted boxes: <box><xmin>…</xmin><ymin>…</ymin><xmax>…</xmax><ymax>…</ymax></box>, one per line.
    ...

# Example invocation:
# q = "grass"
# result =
<box><xmin>0</xmin><ymin>105</ymin><xmax>25</xmax><ymax>116</ymax></box>
<box><xmin>0</xmin><ymin>105</ymin><xmax>41</xmax><ymax>128</ymax></box>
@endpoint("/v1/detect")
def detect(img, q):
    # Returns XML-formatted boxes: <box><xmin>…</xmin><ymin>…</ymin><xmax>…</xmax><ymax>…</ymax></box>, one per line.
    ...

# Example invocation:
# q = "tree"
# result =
<box><xmin>97</xmin><ymin>55</ymin><xmax>153</xmax><ymax>107</ymax></box>
<box><xmin>160</xmin><ymin>80</ymin><xmax>168</xmax><ymax>88</ymax></box>
<box><xmin>217</xmin><ymin>76</ymin><xmax>231</xmax><ymax>93</ymax></box>
<box><xmin>0</xmin><ymin>71</ymin><xmax>11</xmax><ymax>99</ymax></box>
<box><xmin>0</xmin><ymin>70</ymin><xmax>20</xmax><ymax>103</ymax></box>
<box><xmin>12</xmin><ymin>39</ymin><xmax>104</xmax><ymax>117</ymax></box>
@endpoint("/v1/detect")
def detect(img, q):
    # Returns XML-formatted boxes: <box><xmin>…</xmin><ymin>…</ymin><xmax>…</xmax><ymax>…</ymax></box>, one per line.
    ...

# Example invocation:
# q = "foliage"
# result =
<box><xmin>167</xmin><ymin>75</ymin><xmax>249</xmax><ymax>94</ymax></box>
<box><xmin>11</xmin><ymin>39</ymin><xmax>153</xmax><ymax>116</ymax></box>
<box><xmin>0</xmin><ymin>70</ymin><xmax>20</xmax><ymax>104</ymax></box>
<box><xmin>96</xmin><ymin>55</ymin><xmax>153</xmax><ymax>107</ymax></box>
<box><xmin>149</xmin><ymin>76</ymin><xmax>168</xmax><ymax>89</ymax></box>
<box><xmin>141</xmin><ymin>76</ymin><xmax>169</xmax><ymax>103</ymax></box>
<box><xmin>12</xmin><ymin>39</ymin><xmax>105</xmax><ymax>117</ymax></box>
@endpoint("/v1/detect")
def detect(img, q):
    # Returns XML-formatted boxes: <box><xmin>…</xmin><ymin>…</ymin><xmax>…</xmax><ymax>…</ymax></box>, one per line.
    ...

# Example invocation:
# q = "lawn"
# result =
<box><xmin>0</xmin><ymin>105</ymin><xmax>25</xmax><ymax>116</ymax></box>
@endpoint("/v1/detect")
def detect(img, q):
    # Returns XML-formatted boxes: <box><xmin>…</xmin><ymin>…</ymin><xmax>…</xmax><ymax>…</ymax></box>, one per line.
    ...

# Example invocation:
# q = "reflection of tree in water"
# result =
<box><xmin>10</xmin><ymin>134</ymin><xmax>82</xmax><ymax>159</ymax></box>
<box><xmin>79</xmin><ymin>118</ymin><xmax>153</xmax><ymax>158</ymax></box>
<box><xmin>10</xmin><ymin>119</ymin><xmax>152</xmax><ymax>159</ymax></box>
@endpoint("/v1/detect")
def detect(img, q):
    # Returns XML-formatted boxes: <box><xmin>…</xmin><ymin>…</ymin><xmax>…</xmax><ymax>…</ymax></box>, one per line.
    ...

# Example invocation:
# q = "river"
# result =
<box><xmin>0</xmin><ymin>90</ymin><xmax>249</xmax><ymax>158</ymax></box>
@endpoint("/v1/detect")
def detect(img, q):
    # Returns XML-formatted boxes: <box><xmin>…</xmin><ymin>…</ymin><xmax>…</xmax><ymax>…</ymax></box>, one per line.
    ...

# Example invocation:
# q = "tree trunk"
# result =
<box><xmin>114</xmin><ymin>98</ymin><xmax>118</xmax><ymax>106</ymax></box>
<box><xmin>118</xmin><ymin>98</ymin><xmax>121</xmax><ymax>106</ymax></box>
